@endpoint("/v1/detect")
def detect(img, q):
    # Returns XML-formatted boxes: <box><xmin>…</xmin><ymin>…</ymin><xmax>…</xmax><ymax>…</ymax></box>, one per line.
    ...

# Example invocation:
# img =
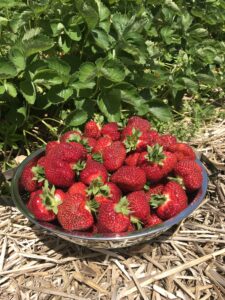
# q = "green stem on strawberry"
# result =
<box><xmin>167</xmin><ymin>176</ymin><xmax>185</xmax><ymax>189</ymax></box>
<box><xmin>145</xmin><ymin>144</ymin><xmax>165</xmax><ymax>165</ymax></box>
<box><xmin>32</xmin><ymin>165</ymin><xmax>45</xmax><ymax>182</ymax></box>
<box><xmin>114</xmin><ymin>197</ymin><xmax>130</xmax><ymax>216</ymax></box>
<box><xmin>150</xmin><ymin>194</ymin><xmax>167</xmax><ymax>208</ymax></box>
<box><xmin>130</xmin><ymin>216</ymin><xmax>143</xmax><ymax>230</ymax></box>
<box><xmin>40</xmin><ymin>180</ymin><xmax>62</xmax><ymax>214</ymax></box>
<box><xmin>124</xmin><ymin>128</ymin><xmax>141</xmax><ymax>153</ymax></box>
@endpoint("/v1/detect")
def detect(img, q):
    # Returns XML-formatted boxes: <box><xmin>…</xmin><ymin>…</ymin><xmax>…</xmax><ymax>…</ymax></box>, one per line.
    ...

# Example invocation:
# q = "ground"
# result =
<box><xmin>0</xmin><ymin>119</ymin><xmax>224</xmax><ymax>300</ymax></box>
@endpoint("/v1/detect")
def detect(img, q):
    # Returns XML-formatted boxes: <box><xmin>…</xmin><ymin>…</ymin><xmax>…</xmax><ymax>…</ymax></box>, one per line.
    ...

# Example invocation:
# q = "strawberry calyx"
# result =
<box><xmin>81</xmin><ymin>138</ymin><xmax>93</xmax><ymax>153</ymax></box>
<box><xmin>150</xmin><ymin>194</ymin><xmax>167</xmax><ymax>208</ymax></box>
<box><xmin>114</xmin><ymin>197</ymin><xmax>130</xmax><ymax>216</ymax></box>
<box><xmin>167</xmin><ymin>176</ymin><xmax>185</xmax><ymax>189</ymax></box>
<box><xmin>40</xmin><ymin>181</ymin><xmax>62</xmax><ymax>214</ymax></box>
<box><xmin>86</xmin><ymin>199</ymin><xmax>100</xmax><ymax>213</ymax></box>
<box><xmin>73</xmin><ymin>160</ymin><xmax>86</xmax><ymax>175</ymax></box>
<box><xmin>32</xmin><ymin>165</ymin><xmax>45</xmax><ymax>182</ymax></box>
<box><xmin>145</xmin><ymin>144</ymin><xmax>166</xmax><ymax>166</ymax></box>
<box><xmin>93</xmin><ymin>114</ymin><xmax>104</xmax><ymax>129</ymax></box>
<box><xmin>65</xmin><ymin>130</ymin><xmax>82</xmax><ymax>143</ymax></box>
<box><xmin>124</xmin><ymin>128</ymin><xmax>141</xmax><ymax>152</ymax></box>
<box><xmin>92</xmin><ymin>152</ymin><xmax>103</xmax><ymax>163</ymax></box>
<box><xmin>130</xmin><ymin>216</ymin><xmax>143</xmax><ymax>230</ymax></box>
<box><xmin>87</xmin><ymin>178</ymin><xmax>110</xmax><ymax>196</ymax></box>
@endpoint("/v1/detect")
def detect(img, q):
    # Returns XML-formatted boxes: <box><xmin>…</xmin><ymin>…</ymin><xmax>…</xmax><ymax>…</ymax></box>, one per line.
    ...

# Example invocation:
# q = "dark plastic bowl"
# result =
<box><xmin>11</xmin><ymin>148</ymin><xmax>208</xmax><ymax>248</ymax></box>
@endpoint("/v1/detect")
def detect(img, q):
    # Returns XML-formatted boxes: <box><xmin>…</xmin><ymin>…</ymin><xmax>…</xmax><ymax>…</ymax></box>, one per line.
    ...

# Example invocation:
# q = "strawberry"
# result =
<box><xmin>57</xmin><ymin>194</ymin><xmax>94</xmax><ymax>231</ymax></box>
<box><xmin>102</xmin><ymin>141</ymin><xmax>126</xmax><ymax>172</ymax></box>
<box><xmin>139</xmin><ymin>144</ymin><xmax>177</xmax><ymax>183</ymax></box>
<box><xmin>80</xmin><ymin>160</ymin><xmax>108</xmax><ymax>186</ymax></box>
<box><xmin>150</xmin><ymin>182</ymin><xmax>188</xmax><ymax>220</ymax></box>
<box><xmin>145</xmin><ymin>214</ymin><xmax>163</xmax><ymax>227</ymax></box>
<box><xmin>101</xmin><ymin>122</ymin><xmax>120</xmax><ymax>141</ymax></box>
<box><xmin>111</xmin><ymin>166</ymin><xmax>146</xmax><ymax>192</ymax></box>
<box><xmin>84</xmin><ymin>117</ymin><xmax>102</xmax><ymax>139</ymax></box>
<box><xmin>68</xmin><ymin>182</ymin><xmax>88</xmax><ymax>198</ymax></box>
<box><xmin>127</xmin><ymin>116</ymin><xmax>151</xmax><ymax>132</ymax></box>
<box><xmin>122</xmin><ymin>127</ymin><xmax>152</xmax><ymax>152</ymax></box>
<box><xmin>125</xmin><ymin>152</ymin><xmax>141</xmax><ymax>166</ymax></box>
<box><xmin>60</xmin><ymin>130</ymin><xmax>82</xmax><ymax>143</ymax></box>
<box><xmin>94</xmin><ymin>182</ymin><xmax>122</xmax><ymax>205</ymax></box>
<box><xmin>158</xmin><ymin>134</ymin><xmax>177</xmax><ymax>150</ymax></box>
<box><xmin>172</xmin><ymin>160</ymin><xmax>203</xmax><ymax>192</ymax></box>
<box><xmin>20</xmin><ymin>160</ymin><xmax>45</xmax><ymax>192</ymax></box>
<box><xmin>168</xmin><ymin>143</ymin><xmax>196</xmax><ymax>161</ymax></box>
<box><xmin>92</xmin><ymin>136</ymin><xmax>112</xmax><ymax>154</ymax></box>
<box><xmin>97</xmin><ymin>197</ymin><xmax>131</xmax><ymax>233</ymax></box>
<box><xmin>145</xmin><ymin>183</ymin><xmax>164</xmax><ymax>199</ymax></box>
<box><xmin>83</xmin><ymin>137</ymin><xmax>97</xmax><ymax>151</ymax></box>
<box><xmin>46</xmin><ymin>141</ymin><xmax>59</xmax><ymax>155</ymax></box>
<box><xmin>27</xmin><ymin>182</ymin><xmax>65</xmax><ymax>221</ymax></box>
<box><xmin>37</xmin><ymin>156</ymin><xmax>47</xmax><ymax>169</ymax></box>
<box><xmin>45</xmin><ymin>159</ymin><xmax>75</xmax><ymax>187</ymax></box>
<box><xmin>127</xmin><ymin>191</ymin><xmax>150</xmax><ymax>222</ymax></box>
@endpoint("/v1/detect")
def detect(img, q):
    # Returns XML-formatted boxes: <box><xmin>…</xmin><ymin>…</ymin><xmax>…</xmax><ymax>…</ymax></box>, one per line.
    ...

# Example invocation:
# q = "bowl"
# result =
<box><xmin>11</xmin><ymin>148</ymin><xmax>208</xmax><ymax>249</ymax></box>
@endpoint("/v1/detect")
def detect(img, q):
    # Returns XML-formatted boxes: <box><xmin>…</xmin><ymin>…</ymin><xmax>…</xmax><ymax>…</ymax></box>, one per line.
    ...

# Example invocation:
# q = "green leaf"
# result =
<box><xmin>8</xmin><ymin>47</ymin><xmax>26</xmax><ymax>71</ymax></box>
<box><xmin>22</xmin><ymin>27</ymin><xmax>42</xmax><ymax>41</ymax></box>
<box><xmin>65</xmin><ymin>27</ymin><xmax>82</xmax><ymax>41</ymax></box>
<box><xmin>22</xmin><ymin>34</ymin><xmax>54</xmax><ymax>57</ymax></box>
<box><xmin>47</xmin><ymin>57</ymin><xmax>71</xmax><ymax>79</ymax></box>
<box><xmin>65</xmin><ymin>110</ymin><xmax>88</xmax><ymax>126</ymax></box>
<box><xmin>78</xmin><ymin>62</ymin><xmax>96</xmax><ymax>82</ymax></box>
<box><xmin>20</xmin><ymin>80</ymin><xmax>36</xmax><ymax>104</ymax></box>
<box><xmin>0</xmin><ymin>85</ymin><xmax>5</xmax><ymax>95</ymax></box>
<box><xmin>92</xmin><ymin>28</ymin><xmax>113</xmax><ymax>50</ymax></box>
<box><xmin>101</xmin><ymin>60</ymin><xmax>126</xmax><ymax>82</ymax></box>
<box><xmin>98</xmin><ymin>89</ymin><xmax>121</xmax><ymax>122</ymax></box>
<box><xmin>0</xmin><ymin>59</ymin><xmax>17</xmax><ymax>79</ymax></box>
<box><xmin>34</xmin><ymin>69</ymin><xmax>62</xmax><ymax>86</ymax></box>
<box><xmin>5</xmin><ymin>82</ymin><xmax>17</xmax><ymax>98</ymax></box>
<box><xmin>0</xmin><ymin>16</ymin><xmax>8</xmax><ymax>26</ymax></box>
<box><xmin>47</xmin><ymin>85</ymin><xmax>73</xmax><ymax>104</ymax></box>
<box><xmin>75</xmin><ymin>0</ymin><xmax>99</xmax><ymax>30</ymax></box>
<box><xmin>149</xmin><ymin>101</ymin><xmax>172</xmax><ymax>121</ymax></box>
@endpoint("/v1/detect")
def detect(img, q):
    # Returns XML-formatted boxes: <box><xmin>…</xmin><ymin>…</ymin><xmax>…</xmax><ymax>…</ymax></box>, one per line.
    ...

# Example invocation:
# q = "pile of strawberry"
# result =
<box><xmin>20</xmin><ymin>116</ymin><xmax>203</xmax><ymax>234</ymax></box>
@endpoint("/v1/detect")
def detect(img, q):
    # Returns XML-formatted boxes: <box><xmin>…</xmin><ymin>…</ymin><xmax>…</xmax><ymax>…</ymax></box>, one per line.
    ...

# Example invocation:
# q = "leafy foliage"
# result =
<box><xmin>0</xmin><ymin>0</ymin><xmax>225</xmax><ymax>150</ymax></box>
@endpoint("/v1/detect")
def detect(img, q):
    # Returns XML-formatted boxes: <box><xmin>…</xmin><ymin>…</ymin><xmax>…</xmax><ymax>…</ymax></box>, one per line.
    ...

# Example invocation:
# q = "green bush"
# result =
<box><xmin>0</xmin><ymin>0</ymin><xmax>225</xmax><ymax>150</ymax></box>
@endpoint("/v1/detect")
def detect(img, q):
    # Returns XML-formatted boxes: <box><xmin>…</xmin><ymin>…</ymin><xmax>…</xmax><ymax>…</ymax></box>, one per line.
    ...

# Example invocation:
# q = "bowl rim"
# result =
<box><xmin>11</xmin><ymin>147</ymin><xmax>208</xmax><ymax>242</ymax></box>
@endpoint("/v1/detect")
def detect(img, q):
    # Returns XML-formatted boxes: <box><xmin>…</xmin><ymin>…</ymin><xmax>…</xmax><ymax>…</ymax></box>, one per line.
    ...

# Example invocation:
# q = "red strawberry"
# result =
<box><xmin>150</xmin><ymin>182</ymin><xmax>188</xmax><ymax>220</ymax></box>
<box><xmin>84</xmin><ymin>120</ymin><xmax>101</xmax><ymax>139</ymax></box>
<box><xmin>68</xmin><ymin>182</ymin><xmax>88</xmax><ymax>198</ymax></box>
<box><xmin>60</xmin><ymin>130</ymin><xmax>82</xmax><ymax>143</ymax></box>
<box><xmin>45</xmin><ymin>160</ymin><xmax>75</xmax><ymax>187</ymax></box>
<box><xmin>97</xmin><ymin>197</ymin><xmax>131</xmax><ymax>233</ymax></box>
<box><xmin>92</xmin><ymin>136</ymin><xmax>112</xmax><ymax>154</ymax></box>
<box><xmin>111</xmin><ymin>166</ymin><xmax>146</xmax><ymax>192</ymax></box>
<box><xmin>102</xmin><ymin>141</ymin><xmax>126</xmax><ymax>172</ymax></box>
<box><xmin>94</xmin><ymin>182</ymin><xmax>122</xmax><ymax>205</ymax></box>
<box><xmin>127</xmin><ymin>116</ymin><xmax>151</xmax><ymax>132</ymax></box>
<box><xmin>127</xmin><ymin>191</ymin><xmax>150</xmax><ymax>222</ymax></box>
<box><xmin>122</xmin><ymin>127</ymin><xmax>152</xmax><ymax>152</ymax></box>
<box><xmin>20</xmin><ymin>160</ymin><xmax>44</xmax><ymax>192</ymax></box>
<box><xmin>168</xmin><ymin>143</ymin><xmax>196</xmax><ymax>161</ymax></box>
<box><xmin>139</xmin><ymin>144</ymin><xmax>177</xmax><ymax>182</ymax></box>
<box><xmin>125</xmin><ymin>152</ymin><xmax>141</xmax><ymax>166</ymax></box>
<box><xmin>173</xmin><ymin>160</ymin><xmax>203</xmax><ymax>192</ymax></box>
<box><xmin>80</xmin><ymin>160</ymin><xmax>108</xmax><ymax>186</ymax></box>
<box><xmin>83</xmin><ymin>137</ymin><xmax>97</xmax><ymax>151</ymax></box>
<box><xmin>27</xmin><ymin>183</ymin><xmax>65</xmax><ymax>221</ymax></box>
<box><xmin>158</xmin><ymin>134</ymin><xmax>177</xmax><ymax>150</ymax></box>
<box><xmin>145</xmin><ymin>183</ymin><xmax>164</xmax><ymax>199</ymax></box>
<box><xmin>46</xmin><ymin>141</ymin><xmax>59</xmax><ymax>155</ymax></box>
<box><xmin>145</xmin><ymin>214</ymin><xmax>163</xmax><ymax>227</ymax></box>
<box><xmin>57</xmin><ymin>194</ymin><xmax>94</xmax><ymax>231</ymax></box>
<box><xmin>101</xmin><ymin>122</ymin><xmax>120</xmax><ymax>141</ymax></box>
<box><xmin>37</xmin><ymin>156</ymin><xmax>47</xmax><ymax>168</ymax></box>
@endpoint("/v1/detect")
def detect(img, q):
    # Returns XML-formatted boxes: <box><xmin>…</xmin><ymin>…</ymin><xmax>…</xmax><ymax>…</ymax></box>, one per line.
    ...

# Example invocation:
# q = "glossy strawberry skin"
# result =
<box><xmin>67</xmin><ymin>182</ymin><xmax>88</xmax><ymax>198</ymax></box>
<box><xmin>111</xmin><ymin>166</ymin><xmax>146</xmax><ymax>192</ymax></box>
<box><xmin>158</xmin><ymin>134</ymin><xmax>177</xmax><ymax>150</ymax></box>
<box><xmin>127</xmin><ymin>191</ymin><xmax>150</xmax><ymax>222</ymax></box>
<box><xmin>125</xmin><ymin>152</ymin><xmax>141</xmax><ymax>166</ymax></box>
<box><xmin>145</xmin><ymin>214</ymin><xmax>163</xmax><ymax>227</ymax></box>
<box><xmin>97</xmin><ymin>201</ymin><xmax>130</xmax><ymax>233</ymax></box>
<box><xmin>92</xmin><ymin>136</ymin><xmax>112</xmax><ymax>154</ymax></box>
<box><xmin>122</xmin><ymin>127</ymin><xmax>152</xmax><ymax>152</ymax></box>
<box><xmin>174</xmin><ymin>160</ymin><xmax>203</xmax><ymax>191</ymax></box>
<box><xmin>57</xmin><ymin>194</ymin><xmax>94</xmax><ymax>231</ymax></box>
<box><xmin>20</xmin><ymin>160</ymin><xmax>39</xmax><ymax>192</ymax></box>
<box><xmin>84</xmin><ymin>120</ymin><xmax>101</xmax><ymax>139</ymax></box>
<box><xmin>103</xmin><ymin>141</ymin><xmax>126</xmax><ymax>172</ymax></box>
<box><xmin>95</xmin><ymin>182</ymin><xmax>122</xmax><ymax>205</ymax></box>
<box><xmin>27</xmin><ymin>190</ymin><xmax>56</xmax><ymax>221</ymax></box>
<box><xmin>37</xmin><ymin>156</ymin><xmax>47</xmax><ymax>169</ymax></box>
<box><xmin>127</xmin><ymin>116</ymin><xmax>151</xmax><ymax>132</ymax></box>
<box><xmin>146</xmin><ymin>184</ymin><xmax>164</xmax><ymax>200</ymax></box>
<box><xmin>83</xmin><ymin>137</ymin><xmax>97</xmax><ymax>150</ymax></box>
<box><xmin>101</xmin><ymin>122</ymin><xmax>120</xmax><ymax>141</ymax></box>
<box><xmin>168</xmin><ymin>143</ymin><xmax>196</xmax><ymax>161</ymax></box>
<box><xmin>80</xmin><ymin>160</ymin><xmax>108</xmax><ymax>185</ymax></box>
<box><xmin>60</xmin><ymin>130</ymin><xmax>81</xmax><ymax>143</ymax></box>
<box><xmin>46</xmin><ymin>141</ymin><xmax>59</xmax><ymax>155</ymax></box>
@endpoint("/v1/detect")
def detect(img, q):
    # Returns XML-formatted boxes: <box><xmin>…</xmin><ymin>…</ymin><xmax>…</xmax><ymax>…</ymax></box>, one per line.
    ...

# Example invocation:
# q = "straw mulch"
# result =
<box><xmin>0</xmin><ymin>120</ymin><xmax>225</xmax><ymax>300</ymax></box>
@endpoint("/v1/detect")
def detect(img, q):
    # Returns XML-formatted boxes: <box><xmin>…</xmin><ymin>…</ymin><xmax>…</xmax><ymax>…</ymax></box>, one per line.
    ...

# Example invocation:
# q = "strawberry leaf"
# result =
<box><xmin>146</xmin><ymin>144</ymin><xmax>166</xmax><ymax>165</ymax></box>
<box><xmin>150</xmin><ymin>194</ymin><xmax>167</xmax><ymax>208</ymax></box>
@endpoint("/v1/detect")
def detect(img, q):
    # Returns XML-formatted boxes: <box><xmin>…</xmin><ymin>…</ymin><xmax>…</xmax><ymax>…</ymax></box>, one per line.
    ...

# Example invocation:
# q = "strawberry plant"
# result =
<box><xmin>0</xmin><ymin>0</ymin><xmax>225</xmax><ymax>151</ymax></box>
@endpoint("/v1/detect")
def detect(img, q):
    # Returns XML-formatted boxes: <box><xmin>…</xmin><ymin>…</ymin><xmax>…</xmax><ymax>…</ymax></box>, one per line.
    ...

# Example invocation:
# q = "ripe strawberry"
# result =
<box><xmin>46</xmin><ymin>141</ymin><xmax>59</xmax><ymax>155</ymax></box>
<box><xmin>101</xmin><ymin>122</ymin><xmax>120</xmax><ymax>141</ymax></box>
<box><xmin>127</xmin><ymin>116</ymin><xmax>151</xmax><ymax>132</ymax></box>
<box><xmin>145</xmin><ymin>183</ymin><xmax>164</xmax><ymax>199</ymax></box>
<box><xmin>97</xmin><ymin>197</ymin><xmax>131</xmax><ymax>233</ymax></box>
<box><xmin>60</xmin><ymin>130</ymin><xmax>82</xmax><ymax>143</ymax></box>
<box><xmin>139</xmin><ymin>144</ymin><xmax>177</xmax><ymax>182</ymax></box>
<box><xmin>37</xmin><ymin>156</ymin><xmax>47</xmax><ymax>169</ymax></box>
<box><xmin>122</xmin><ymin>127</ymin><xmax>152</xmax><ymax>152</ymax></box>
<box><xmin>102</xmin><ymin>141</ymin><xmax>126</xmax><ymax>172</ymax></box>
<box><xmin>125</xmin><ymin>152</ymin><xmax>141</xmax><ymax>166</ymax></box>
<box><xmin>45</xmin><ymin>159</ymin><xmax>75</xmax><ymax>187</ymax></box>
<box><xmin>83</xmin><ymin>137</ymin><xmax>97</xmax><ymax>151</ymax></box>
<box><xmin>20</xmin><ymin>160</ymin><xmax>45</xmax><ymax>192</ymax></box>
<box><xmin>158</xmin><ymin>134</ymin><xmax>177</xmax><ymax>150</ymax></box>
<box><xmin>57</xmin><ymin>194</ymin><xmax>94</xmax><ymax>231</ymax></box>
<box><xmin>27</xmin><ymin>183</ymin><xmax>65</xmax><ymax>221</ymax></box>
<box><xmin>127</xmin><ymin>191</ymin><xmax>150</xmax><ymax>222</ymax></box>
<box><xmin>92</xmin><ymin>136</ymin><xmax>112</xmax><ymax>154</ymax></box>
<box><xmin>173</xmin><ymin>160</ymin><xmax>203</xmax><ymax>192</ymax></box>
<box><xmin>94</xmin><ymin>182</ymin><xmax>122</xmax><ymax>205</ymax></box>
<box><xmin>168</xmin><ymin>143</ymin><xmax>196</xmax><ymax>161</ymax></box>
<box><xmin>80</xmin><ymin>160</ymin><xmax>108</xmax><ymax>186</ymax></box>
<box><xmin>111</xmin><ymin>166</ymin><xmax>146</xmax><ymax>192</ymax></box>
<box><xmin>145</xmin><ymin>214</ymin><xmax>163</xmax><ymax>227</ymax></box>
<box><xmin>84</xmin><ymin>120</ymin><xmax>101</xmax><ymax>139</ymax></box>
<box><xmin>68</xmin><ymin>182</ymin><xmax>88</xmax><ymax>198</ymax></box>
<box><xmin>150</xmin><ymin>182</ymin><xmax>188</xmax><ymax>220</ymax></box>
